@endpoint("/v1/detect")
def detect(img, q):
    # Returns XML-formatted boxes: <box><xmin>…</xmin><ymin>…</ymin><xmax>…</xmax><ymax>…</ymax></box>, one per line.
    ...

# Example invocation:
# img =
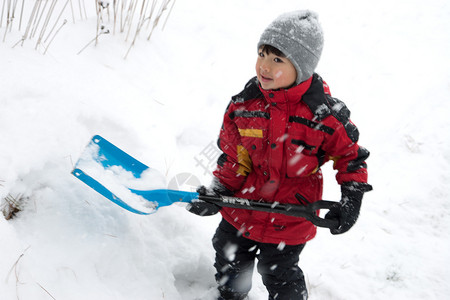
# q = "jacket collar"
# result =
<box><xmin>258</xmin><ymin>76</ymin><xmax>313</xmax><ymax>104</ymax></box>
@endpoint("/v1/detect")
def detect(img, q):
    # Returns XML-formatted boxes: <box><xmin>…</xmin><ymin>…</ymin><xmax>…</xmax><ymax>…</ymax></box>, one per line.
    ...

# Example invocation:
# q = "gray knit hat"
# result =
<box><xmin>257</xmin><ymin>10</ymin><xmax>324</xmax><ymax>84</ymax></box>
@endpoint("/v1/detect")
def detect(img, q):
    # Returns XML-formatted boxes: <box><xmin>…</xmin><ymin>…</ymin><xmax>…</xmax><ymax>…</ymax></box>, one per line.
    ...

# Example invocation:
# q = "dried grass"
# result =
<box><xmin>1</xmin><ymin>0</ymin><xmax>176</xmax><ymax>57</ymax></box>
<box><xmin>1</xmin><ymin>193</ymin><xmax>25</xmax><ymax>220</ymax></box>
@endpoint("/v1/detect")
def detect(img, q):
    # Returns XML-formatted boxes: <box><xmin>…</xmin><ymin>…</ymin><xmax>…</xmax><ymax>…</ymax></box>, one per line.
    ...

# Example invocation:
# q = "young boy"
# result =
<box><xmin>187</xmin><ymin>10</ymin><xmax>372</xmax><ymax>300</ymax></box>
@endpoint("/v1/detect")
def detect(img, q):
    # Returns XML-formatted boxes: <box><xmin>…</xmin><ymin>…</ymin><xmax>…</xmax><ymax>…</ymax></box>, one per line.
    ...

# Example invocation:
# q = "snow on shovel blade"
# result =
<box><xmin>72</xmin><ymin>135</ymin><xmax>176</xmax><ymax>214</ymax></box>
<box><xmin>72</xmin><ymin>168</ymin><xmax>155</xmax><ymax>215</ymax></box>
<box><xmin>88</xmin><ymin>135</ymin><xmax>149</xmax><ymax>177</ymax></box>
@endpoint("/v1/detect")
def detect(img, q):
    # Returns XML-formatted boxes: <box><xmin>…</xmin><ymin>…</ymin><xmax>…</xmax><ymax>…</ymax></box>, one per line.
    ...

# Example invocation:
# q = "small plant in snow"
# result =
<box><xmin>1</xmin><ymin>193</ymin><xmax>25</xmax><ymax>220</ymax></box>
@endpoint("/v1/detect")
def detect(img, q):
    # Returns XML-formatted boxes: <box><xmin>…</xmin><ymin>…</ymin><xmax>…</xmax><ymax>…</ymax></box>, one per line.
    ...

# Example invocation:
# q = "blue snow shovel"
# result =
<box><xmin>72</xmin><ymin>135</ymin><xmax>339</xmax><ymax>229</ymax></box>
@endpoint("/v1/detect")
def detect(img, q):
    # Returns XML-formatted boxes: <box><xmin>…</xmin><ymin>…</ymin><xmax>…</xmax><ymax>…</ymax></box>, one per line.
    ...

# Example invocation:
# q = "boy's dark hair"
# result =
<box><xmin>259</xmin><ymin>44</ymin><xmax>286</xmax><ymax>57</ymax></box>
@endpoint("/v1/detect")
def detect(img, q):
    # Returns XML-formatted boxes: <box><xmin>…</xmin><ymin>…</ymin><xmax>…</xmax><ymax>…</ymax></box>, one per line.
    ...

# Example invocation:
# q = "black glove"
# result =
<box><xmin>325</xmin><ymin>182</ymin><xmax>372</xmax><ymax>234</ymax></box>
<box><xmin>186</xmin><ymin>178</ymin><xmax>233</xmax><ymax>216</ymax></box>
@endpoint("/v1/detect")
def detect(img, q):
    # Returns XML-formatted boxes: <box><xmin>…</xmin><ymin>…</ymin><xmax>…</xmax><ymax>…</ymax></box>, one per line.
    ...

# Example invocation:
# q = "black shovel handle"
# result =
<box><xmin>199</xmin><ymin>195</ymin><xmax>339</xmax><ymax>229</ymax></box>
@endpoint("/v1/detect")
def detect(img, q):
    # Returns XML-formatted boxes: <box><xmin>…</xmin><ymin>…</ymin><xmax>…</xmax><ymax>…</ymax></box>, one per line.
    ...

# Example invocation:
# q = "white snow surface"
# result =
<box><xmin>1</xmin><ymin>0</ymin><xmax>450</xmax><ymax>299</ymax></box>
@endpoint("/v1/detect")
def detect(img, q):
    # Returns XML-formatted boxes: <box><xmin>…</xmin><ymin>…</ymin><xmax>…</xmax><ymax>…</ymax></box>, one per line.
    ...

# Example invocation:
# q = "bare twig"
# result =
<box><xmin>106</xmin><ymin>0</ymin><xmax>110</xmax><ymax>22</ymax></box>
<box><xmin>43</xmin><ymin>18</ymin><xmax>67</xmax><ymax>54</ymax></box>
<box><xmin>123</xmin><ymin>0</ymin><xmax>148</xmax><ymax>58</ymax></box>
<box><xmin>17</xmin><ymin>0</ymin><xmax>41</xmax><ymax>46</ymax></box>
<box><xmin>112</xmin><ymin>0</ymin><xmax>117</xmax><ymax>33</ymax></box>
<box><xmin>77</xmin><ymin>28</ymin><xmax>109</xmax><ymax>55</ymax></box>
<box><xmin>119</xmin><ymin>0</ymin><xmax>125</xmax><ymax>32</ymax></box>
<box><xmin>161</xmin><ymin>0</ymin><xmax>175</xmax><ymax>30</ymax></box>
<box><xmin>6</xmin><ymin>246</ymin><xmax>31</xmax><ymax>284</ymax></box>
<box><xmin>147</xmin><ymin>0</ymin><xmax>170</xmax><ymax>41</ymax></box>
<box><xmin>68</xmin><ymin>0</ymin><xmax>75</xmax><ymax>23</ymax></box>
<box><xmin>18</xmin><ymin>0</ymin><xmax>24</xmax><ymax>30</ymax></box>
<box><xmin>30</xmin><ymin>0</ymin><xmax>44</xmax><ymax>38</ymax></box>
<box><xmin>43</xmin><ymin>0</ymin><xmax>69</xmax><ymax>43</ymax></box>
<box><xmin>145</xmin><ymin>0</ymin><xmax>156</xmax><ymax>27</ymax></box>
<box><xmin>81</xmin><ymin>0</ymin><xmax>87</xmax><ymax>19</ymax></box>
<box><xmin>124</xmin><ymin>0</ymin><xmax>138</xmax><ymax>41</ymax></box>
<box><xmin>30</xmin><ymin>0</ymin><xmax>49</xmax><ymax>39</ymax></box>
<box><xmin>145</xmin><ymin>0</ymin><xmax>157</xmax><ymax>30</ymax></box>
<box><xmin>35</xmin><ymin>0</ymin><xmax>57</xmax><ymax>49</ymax></box>
<box><xmin>36</xmin><ymin>282</ymin><xmax>56</xmax><ymax>300</ymax></box>
<box><xmin>10</xmin><ymin>0</ymin><xmax>20</xmax><ymax>32</ymax></box>
<box><xmin>77</xmin><ymin>0</ymin><xmax>82</xmax><ymax>19</ymax></box>
<box><xmin>121</xmin><ymin>0</ymin><xmax>132</xmax><ymax>31</ymax></box>
<box><xmin>1</xmin><ymin>0</ymin><xmax>5</xmax><ymax>28</ymax></box>
<box><xmin>2</xmin><ymin>0</ymin><xmax>11</xmax><ymax>42</ymax></box>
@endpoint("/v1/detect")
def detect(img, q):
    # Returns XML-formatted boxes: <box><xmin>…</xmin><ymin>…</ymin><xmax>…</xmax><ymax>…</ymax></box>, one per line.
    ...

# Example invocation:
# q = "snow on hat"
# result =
<box><xmin>257</xmin><ymin>10</ymin><xmax>324</xmax><ymax>85</ymax></box>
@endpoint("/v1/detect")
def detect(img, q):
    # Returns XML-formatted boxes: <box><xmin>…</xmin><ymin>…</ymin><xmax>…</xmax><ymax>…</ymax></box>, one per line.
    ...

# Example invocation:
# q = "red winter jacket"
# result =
<box><xmin>213</xmin><ymin>74</ymin><xmax>370</xmax><ymax>245</ymax></box>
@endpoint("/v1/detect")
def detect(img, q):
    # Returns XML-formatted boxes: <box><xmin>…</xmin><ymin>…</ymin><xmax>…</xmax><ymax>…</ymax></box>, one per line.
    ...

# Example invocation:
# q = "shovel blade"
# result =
<box><xmin>72</xmin><ymin>168</ymin><xmax>153</xmax><ymax>215</ymax></box>
<box><xmin>72</xmin><ymin>135</ymin><xmax>172</xmax><ymax>214</ymax></box>
<box><xmin>89</xmin><ymin>135</ymin><xmax>149</xmax><ymax>177</ymax></box>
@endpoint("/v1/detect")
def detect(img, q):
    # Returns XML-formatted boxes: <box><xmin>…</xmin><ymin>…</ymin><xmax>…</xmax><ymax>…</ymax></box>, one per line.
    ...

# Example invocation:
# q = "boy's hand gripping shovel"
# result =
<box><xmin>72</xmin><ymin>135</ymin><xmax>339</xmax><ymax>229</ymax></box>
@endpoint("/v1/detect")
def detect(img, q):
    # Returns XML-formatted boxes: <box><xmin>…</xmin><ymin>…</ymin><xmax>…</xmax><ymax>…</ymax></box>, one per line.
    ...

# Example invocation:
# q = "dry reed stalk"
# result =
<box><xmin>1</xmin><ymin>0</ymin><xmax>14</xmax><ymax>42</ymax></box>
<box><xmin>124</xmin><ymin>0</ymin><xmax>175</xmax><ymax>58</ymax></box>
<box><xmin>146</xmin><ymin>0</ymin><xmax>170</xmax><ymax>41</ymax></box>
<box><xmin>106</xmin><ymin>0</ymin><xmax>110</xmax><ymax>22</ymax></box>
<box><xmin>14</xmin><ymin>0</ymin><xmax>39</xmax><ymax>46</ymax></box>
<box><xmin>145</xmin><ymin>0</ymin><xmax>157</xmax><ymax>30</ymax></box>
<box><xmin>34</xmin><ymin>0</ymin><xmax>57</xmax><ymax>49</ymax></box>
<box><xmin>77</xmin><ymin>27</ymin><xmax>109</xmax><ymax>54</ymax></box>
<box><xmin>68</xmin><ymin>0</ymin><xmax>75</xmax><ymax>23</ymax></box>
<box><xmin>112</xmin><ymin>0</ymin><xmax>117</xmax><ymax>33</ymax></box>
<box><xmin>18</xmin><ymin>0</ymin><xmax>24</xmax><ymax>30</ymax></box>
<box><xmin>95</xmin><ymin>0</ymin><xmax>101</xmax><ymax>45</ymax></box>
<box><xmin>6</xmin><ymin>246</ymin><xmax>31</xmax><ymax>299</ymax></box>
<box><xmin>9</xmin><ymin>0</ymin><xmax>19</xmax><ymax>31</ymax></box>
<box><xmin>43</xmin><ymin>0</ymin><xmax>69</xmax><ymax>43</ymax></box>
<box><xmin>119</xmin><ymin>0</ymin><xmax>125</xmax><ymax>32</ymax></box>
<box><xmin>43</xmin><ymin>18</ymin><xmax>66</xmax><ymax>54</ymax></box>
<box><xmin>161</xmin><ymin>0</ymin><xmax>174</xmax><ymax>30</ymax></box>
<box><xmin>1</xmin><ymin>0</ymin><xmax>9</xmax><ymax>41</ymax></box>
<box><xmin>30</xmin><ymin>0</ymin><xmax>44</xmax><ymax>38</ymax></box>
<box><xmin>123</xmin><ymin>0</ymin><xmax>148</xmax><ymax>58</ymax></box>
<box><xmin>122</xmin><ymin>0</ymin><xmax>136</xmax><ymax>34</ymax></box>
<box><xmin>1</xmin><ymin>0</ymin><xmax>6</xmax><ymax>28</ymax></box>
<box><xmin>30</xmin><ymin>0</ymin><xmax>49</xmax><ymax>39</ymax></box>
<box><xmin>36</xmin><ymin>282</ymin><xmax>57</xmax><ymax>300</ymax></box>
<box><xmin>124</xmin><ymin>0</ymin><xmax>138</xmax><ymax>42</ymax></box>
<box><xmin>81</xmin><ymin>0</ymin><xmax>87</xmax><ymax>19</ymax></box>
<box><xmin>77</xmin><ymin>0</ymin><xmax>82</xmax><ymax>19</ymax></box>
<box><xmin>143</xmin><ymin>0</ymin><xmax>154</xmax><ymax>29</ymax></box>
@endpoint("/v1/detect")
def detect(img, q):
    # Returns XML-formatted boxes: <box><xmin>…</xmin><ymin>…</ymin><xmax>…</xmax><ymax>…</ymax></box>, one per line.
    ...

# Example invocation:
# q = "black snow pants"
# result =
<box><xmin>213</xmin><ymin>219</ymin><xmax>308</xmax><ymax>300</ymax></box>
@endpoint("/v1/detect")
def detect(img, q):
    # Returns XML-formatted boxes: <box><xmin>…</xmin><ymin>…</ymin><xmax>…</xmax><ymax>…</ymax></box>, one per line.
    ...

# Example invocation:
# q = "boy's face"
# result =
<box><xmin>255</xmin><ymin>48</ymin><xmax>297</xmax><ymax>90</ymax></box>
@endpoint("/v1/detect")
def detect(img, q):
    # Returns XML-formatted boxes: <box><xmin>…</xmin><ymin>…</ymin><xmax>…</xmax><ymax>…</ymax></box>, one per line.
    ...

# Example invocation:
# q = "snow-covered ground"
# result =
<box><xmin>1</xmin><ymin>0</ymin><xmax>449</xmax><ymax>299</ymax></box>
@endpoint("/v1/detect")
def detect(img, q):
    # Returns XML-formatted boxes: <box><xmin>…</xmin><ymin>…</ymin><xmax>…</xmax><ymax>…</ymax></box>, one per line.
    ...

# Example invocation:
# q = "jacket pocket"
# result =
<box><xmin>286</xmin><ymin>135</ymin><xmax>322</xmax><ymax>178</ymax></box>
<box><xmin>295</xmin><ymin>192</ymin><xmax>310</xmax><ymax>205</ymax></box>
<box><xmin>239</xmin><ymin>128</ymin><xmax>266</xmax><ymax>153</ymax></box>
